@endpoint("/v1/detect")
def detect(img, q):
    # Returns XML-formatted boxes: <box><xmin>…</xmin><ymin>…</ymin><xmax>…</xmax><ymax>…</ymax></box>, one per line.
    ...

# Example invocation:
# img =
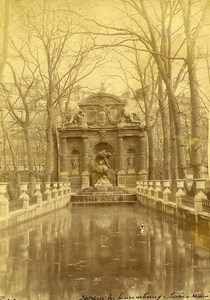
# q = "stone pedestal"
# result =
<box><xmin>118</xmin><ymin>171</ymin><xmax>126</xmax><ymax>187</ymax></box>
<box><xmin>70</xmin><ymin>174</ymin><xmax>81</xmax><ymax>192</ymax></box>
<box><xmin>126</xmin><ymin>174</ymin><xmax>138</xmax><ymax>188</ymax></box>
<box><xmin>71</xmin><ymin>169</ymin><xmax>79</xmax><ymax>175</ymax></box>
<box><xmin>94</xmin><ymin>179</ymin><xmax>113</xmax><ymax>192</ymax></box>
<box><xmin>81</xmin><ymin>171</ymin><xmax>90</xmax><ymax>190</ymax></box>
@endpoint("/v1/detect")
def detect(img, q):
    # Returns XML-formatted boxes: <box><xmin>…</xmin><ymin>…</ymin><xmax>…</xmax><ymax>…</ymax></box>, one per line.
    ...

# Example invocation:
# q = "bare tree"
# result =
<box><xmin>80</xmin><ymin>0</ymin><xmax>189</xmax><ymax>181</ymax></box>
<box><xmin>0</xmin><ymin>108</ymin><xmax>20</xmax><ymax>183</ymax></box>
<box><xmin>133</xmin><ymin>54</ymin><xmax>159</xmax><ymax>180</ymax></box>
<box><xmin>13</xmin><ymin>0</ymin><xmax>110</xmax><ymax>181</ymax></box>
<box><xmin>0</xmin><ymin>0</ymin><xmax>10</xmax><ymax>81</ymax></box>
<box><xmin>2</xmin><ymin>61</ymin><xmax>39</xmax><ymax>195</ymax></box>
<box><xmin>179</xmin><ymin>0</ymin><xmax>210</xmax><ymax>178</ymax></box>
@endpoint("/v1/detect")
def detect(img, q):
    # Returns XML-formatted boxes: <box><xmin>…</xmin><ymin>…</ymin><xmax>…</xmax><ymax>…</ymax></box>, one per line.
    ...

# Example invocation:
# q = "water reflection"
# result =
<box><xmin>0</xmin><ymin>206</ymin><xmax>210</xmax><ymax>299</ymax></box>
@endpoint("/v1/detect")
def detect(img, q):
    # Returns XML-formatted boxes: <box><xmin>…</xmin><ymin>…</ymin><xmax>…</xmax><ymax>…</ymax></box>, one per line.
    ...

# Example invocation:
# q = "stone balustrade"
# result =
<box><xmin>162</xmin><ymin>180</ymin><xmax>171</xmax><ymax>202</ymax></box>
<box><xmin>194</xmin><ymin>179</ymin><xmax>207</xmax><ymax>213</ymax></box>
<box><xmin>154</xmin><ymin>181</ymin><xmax>161</xmax><ymax>200</ymax></box>
<box><xmin>0</xmin><ymin>181</ymin><xmax>71</xmax><ymax>228</ymax></box>
<box><xmin>175</xmin><ymin>179</ymin><xmax>185</xmax><ymax>206</ymax></box>
<box><xmin>136</xmin><ymin>178</ymin><xmax>210</xmax><ymax>220</ymax></box>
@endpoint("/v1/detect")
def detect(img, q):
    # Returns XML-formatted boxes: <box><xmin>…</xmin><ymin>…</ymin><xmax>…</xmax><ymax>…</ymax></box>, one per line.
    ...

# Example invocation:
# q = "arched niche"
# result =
<box><xmin>71</xmin><ymin>149</ymin><xmax>80</xmax><ymax>174</ymax></box>
<box><xmin>127</xmin><ymin>148</ymin><xmax>136</xmax><ymax>174</ymax></box>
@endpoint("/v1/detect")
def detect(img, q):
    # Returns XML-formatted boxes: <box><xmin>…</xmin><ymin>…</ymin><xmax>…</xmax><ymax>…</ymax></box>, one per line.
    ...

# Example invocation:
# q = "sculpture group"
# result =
<box><xmin>91</xmin><ymin>150</ymin><xmax>114</xmax><ymax>189</ymax></box>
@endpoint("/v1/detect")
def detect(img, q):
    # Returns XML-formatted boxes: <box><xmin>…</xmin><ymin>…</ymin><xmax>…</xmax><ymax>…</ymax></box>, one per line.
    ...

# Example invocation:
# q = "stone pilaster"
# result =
<box><xmin>139</xmin><ymin>136</ymin><xmax>147</xmax><ymax>180</ymax></box>
<box><xmin>82</xmin><ymin>136</ymin><xmax>90</xmax><ymax>189</ymax></box>
<box><xmin>118</xmin><ymin>136</ymin><xmax>126</xmax><ymax>187</ymax></box>
<box><xmin>82</xmin><ymin>137</ymin><xmax>89</xmax><ymax>172</ymax></box>
<box><xmin>118</xmin><ymin>136</ymin><xmax>124</xmax><ymax>172</ymax></box>
<box><xmin>60</xmin><ymin>137</ymin><xmax>68</xmax><ymax>174</ymax></box>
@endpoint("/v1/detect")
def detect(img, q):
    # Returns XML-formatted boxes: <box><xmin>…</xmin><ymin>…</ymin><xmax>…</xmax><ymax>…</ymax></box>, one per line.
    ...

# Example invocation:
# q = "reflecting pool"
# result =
<box><xmin>0</xmin><ymin>205</ymin><xmax>210</xmax><ymax>300</ymax></box>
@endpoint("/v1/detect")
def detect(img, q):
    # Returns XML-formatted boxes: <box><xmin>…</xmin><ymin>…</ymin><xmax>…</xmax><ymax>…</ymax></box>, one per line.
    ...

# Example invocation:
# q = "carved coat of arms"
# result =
<box><xmin>97</xmin><ymin>105</ymin><xmax>107</xmax><ymax>126</ymax></box>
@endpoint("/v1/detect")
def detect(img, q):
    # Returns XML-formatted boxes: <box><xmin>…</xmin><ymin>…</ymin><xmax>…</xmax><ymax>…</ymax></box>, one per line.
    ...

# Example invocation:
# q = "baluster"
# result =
<box><xmin>35</xmin><ymin>182</ymin><xmax>42</xmax><ymax>206</ymax></box>
<box><xmin>19</xmin><ymin>183</ymin><xmax>29</xmax><ymax>210</ymax></box>
<box><xmin>163</xmin><ymin>180</ymin><xmax>171</xmax><ymax>202</ymax></box>
<box><xmin>175</xmin><ymin>179</ymin><xmax>185</xmax><ymax>206</ymax></box>
<box><xmin>0</xmin><ymin>183</ymin><xmax>9</xmax><ymax>219</ymax></box>
<box><xmin>143</xmin><ymin>181</ymin><xmax>148</xmax><ymax>195</ymax></box>
<box><xmin>139</xmin><ymin>181</ymin><xmax>143</xmax><ymax>194</ymax></box>
<box><xmin>154</xmin><ymin>181</ymin><xmax>161</xmax><ymax>200</ymax></box>
<box><xmin>59</xmin><ymin>183</ymin><xmax>64</xmax><ymax>198</ymax></box>
<box><xmin>194</xmin><ymin>179</ymin><xmax>207</xmax><ymax>213</ymax></box>
<box><xmin>52</xmin><ymin>183</ymin><xmax>58</xmax><ymax>200</ymax></box>
<box><xmin>148</xmin><ymin>181</ymin><xmax>154</xmax><ymax>197</ymax></box>
<box><xmin>45</xmin><ymin>182</ymin><xmax>51</xmax><ymax>202</ymax></box>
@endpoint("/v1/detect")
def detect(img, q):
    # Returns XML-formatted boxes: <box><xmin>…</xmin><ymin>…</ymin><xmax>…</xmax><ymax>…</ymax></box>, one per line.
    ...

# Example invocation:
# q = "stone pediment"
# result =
<box><xmin>63</xmin><ymin>92</ymin><xmax>143</xmax><ymax>129</ymax></box>
<box><xmin>79</xmin><ymin>92</ymin><xmax>125</xmax><ymax>107</ymax></box>
<box><xmin>76</xmin><ymin>93</ymin><xmax>125</xmax><ymax>127</ymax></box>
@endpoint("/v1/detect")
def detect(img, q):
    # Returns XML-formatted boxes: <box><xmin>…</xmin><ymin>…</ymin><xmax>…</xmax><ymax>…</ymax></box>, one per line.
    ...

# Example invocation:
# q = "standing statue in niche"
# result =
<box><xmin>71</xmin><ymin>153</ymin><xmax>79</xmax><ymax>174</ymax></box>
<box><xmin>127</xmin><ymin>153</ymin><xmax>135</xmax><ymax>174</ymax></box>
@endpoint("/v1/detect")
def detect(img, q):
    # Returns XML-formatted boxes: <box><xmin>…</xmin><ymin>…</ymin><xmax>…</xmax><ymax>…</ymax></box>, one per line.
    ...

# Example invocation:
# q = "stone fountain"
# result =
<box><xmin>70</xmin><ymin>150</ymin><xmax>137</xmax><ymax>204</ymax></box>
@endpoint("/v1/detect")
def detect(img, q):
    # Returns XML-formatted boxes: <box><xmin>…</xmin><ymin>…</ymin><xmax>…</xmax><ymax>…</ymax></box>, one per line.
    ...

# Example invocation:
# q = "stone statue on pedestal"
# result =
<box><xmin>91</xmin><ymin>150</ymin><xmax>113</xmax><ymax>189</ymax></box>
<box><xmin>71</xmin><ymin>153</ymin><xmax>80</xmax><ymax>174</ymax></box>
<box><xmin>127</xmin><ymin>153</ymin><xmax>135</xmax><ymax>174</ymax></box>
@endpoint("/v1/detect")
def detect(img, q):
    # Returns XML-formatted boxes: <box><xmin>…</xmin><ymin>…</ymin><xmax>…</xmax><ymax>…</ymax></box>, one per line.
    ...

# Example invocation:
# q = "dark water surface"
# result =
<box><xmin>0</xmin><ymin>205</ymin><xmax>210</xmax><ymax>300</ymax></box>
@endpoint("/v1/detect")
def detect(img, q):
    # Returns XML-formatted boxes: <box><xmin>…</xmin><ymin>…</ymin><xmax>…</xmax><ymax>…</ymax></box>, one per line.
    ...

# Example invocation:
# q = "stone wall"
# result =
<box><xmin>136</xmin><ymin>179</ymin><xmax>210</xmax><ymax>225</ymax></box>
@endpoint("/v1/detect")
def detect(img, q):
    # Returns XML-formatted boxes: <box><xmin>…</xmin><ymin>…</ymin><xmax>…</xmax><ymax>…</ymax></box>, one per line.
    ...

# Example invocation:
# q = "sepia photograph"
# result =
<box><xmin>0</xmin><ymin>0</ymin><xmax>210</xmax><ymax>299</ymax></box>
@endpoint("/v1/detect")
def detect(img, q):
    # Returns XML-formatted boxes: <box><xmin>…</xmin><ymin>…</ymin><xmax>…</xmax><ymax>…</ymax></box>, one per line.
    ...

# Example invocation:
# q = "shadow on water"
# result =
<box><xmin>0</xmin><ymin>205</ymin><xmax>210</xmax><ymax>299</ymax></box>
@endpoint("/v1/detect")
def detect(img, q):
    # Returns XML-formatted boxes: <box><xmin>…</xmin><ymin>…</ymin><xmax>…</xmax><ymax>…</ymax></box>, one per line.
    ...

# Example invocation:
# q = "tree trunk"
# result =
<box><xmin>139</xmin><ymin>0</ymin><xmax>187</xmax><ymax>180</ymax></box>
<box><xmin>52</xmin><ymin>125</ymin><xmax>59</xmax><ymax>182</ymax></box>
<box><xmin>179</xmin><ymin>0</ymin><xmax>205</xmax><ymax>180</ymax></box>
<box><xmin>45</xmin><ymin>115</ymin><xmax>54</xmax><ymax>182</ymax></box>
<box><xmin>158</xmin><ymin>77</ymin><xmax>170</xmax><ymax>179</ymax></box>
<box><xmin>0</xmin><ymin>0</ymin><xmax>10</xmax><ymax>81</ymax></box>
<box><xmin>168</xmin><ymin>97</ymin><xmax>178</xmax><ymax>190</ymax></box>
<box><xmin>147</xmin><ymin>127</ymin><xmax>155</xmax><ymax>180</ymax></box>
<box><xmin>24</xmin><ymin>127</ymin><xmax>35</xmax><ymax>196</ymax></box>
<box><xmin>0</xmin><ymin>110</ymin><xmax>20</xmax><ymax>183</ymax></box>
<box><xmin>3</xmin><ymin>127</ymin><xmax>20</xmax><ymax>183</ymax></box>
<box><xmin>187</xmin><ymin>47</ymin><xmax>202</xmax><ymax>178</ymax></box>
<box><xmin>158</xmin><ymin>64</ymin><xmax>187</xmax><ymax>180</ymax></box>
<box><xmin>168</xmin><ymin>86</ymin><xmax>187</xmax><ymax>179</ymax></box>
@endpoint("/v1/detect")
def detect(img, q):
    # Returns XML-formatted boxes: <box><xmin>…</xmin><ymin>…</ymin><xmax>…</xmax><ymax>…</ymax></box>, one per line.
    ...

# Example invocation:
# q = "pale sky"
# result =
<box><xmin>1</xmin><ymin>0</ymin><xmax>210</xmax><ymax>102</ymax></box>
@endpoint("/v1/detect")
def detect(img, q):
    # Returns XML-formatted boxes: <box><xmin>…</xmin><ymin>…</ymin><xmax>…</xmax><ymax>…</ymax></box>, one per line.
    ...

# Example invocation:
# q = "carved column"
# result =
<box><xmin>118</xmin><ymin>136</ymin><xmax>126</xmax><ymax>187</ymax></box>
<box><xmin>118</xmin><ymin>136</ymin><xmax>124</xmax><ymax>172</ymax></box>
<box><xmin>139</xmin><ymin>135</ymin><xmax>147</xmax><ymax>180</ymax></box>
<box><xmin>82</xmin><ymin>137</ymin><xmax>89</xmax><ymax>172</ymax></box>
<box><xmin>82</xmin><ymin>136</ymin><xmax>90</xmax><ymax>188</ymax></box>
<box><xmin>60</xmin><ymin>137</ymin><xmax>68</xmax><ymax>174</ymax></box>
